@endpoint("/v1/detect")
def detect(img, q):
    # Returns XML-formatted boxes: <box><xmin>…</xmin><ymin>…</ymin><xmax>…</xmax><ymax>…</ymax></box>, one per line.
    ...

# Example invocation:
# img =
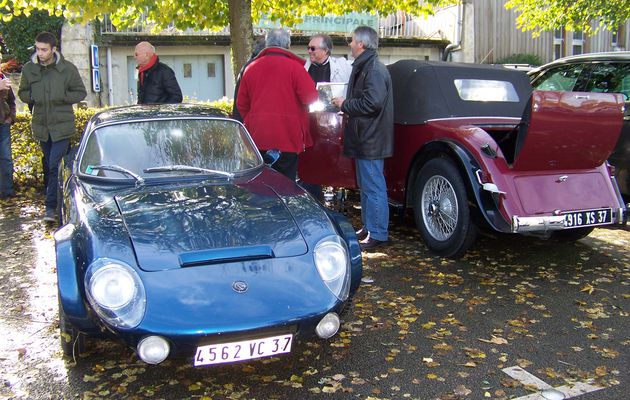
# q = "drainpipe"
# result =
<box><xmin>107</xmin><ymin>47</ymin><xmax>114</xmax><ymax>106</ymax></box>
<box><xmin>442</xmin><ymin>2</ymin><xmax>464</xmax><ymax>61</ymax></box>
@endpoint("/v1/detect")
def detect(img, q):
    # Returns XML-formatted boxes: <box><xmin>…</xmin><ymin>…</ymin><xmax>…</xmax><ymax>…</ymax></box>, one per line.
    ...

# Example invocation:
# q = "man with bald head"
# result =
<box><xmin>134</xmin><ymin>41</ymin><xmax>182</xmax><ymax>104</ymax></box>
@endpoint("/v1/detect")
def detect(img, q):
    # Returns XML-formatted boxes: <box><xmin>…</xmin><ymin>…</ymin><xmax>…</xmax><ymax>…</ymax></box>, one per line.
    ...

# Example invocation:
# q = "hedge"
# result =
<box><xmin>10</xmin><ymin>99</ymin><xmax>234</xmax><ymax>187</ymax></box>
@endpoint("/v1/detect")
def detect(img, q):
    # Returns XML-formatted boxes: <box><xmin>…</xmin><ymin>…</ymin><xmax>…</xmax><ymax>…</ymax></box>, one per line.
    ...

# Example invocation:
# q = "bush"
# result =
<box><xmin>495</xmin><ymin>53</ymin><xmax>543</xmax><ymax>67</ymax></box>
<box><xmin>11</xmin><ymin>107</ymin><xmax>99</xmax><ymax>186</ymax></box>
<box><xmin>10</xmin><ymin>100</ymin><xmax>234</xmax><ymax>187</ymax></box>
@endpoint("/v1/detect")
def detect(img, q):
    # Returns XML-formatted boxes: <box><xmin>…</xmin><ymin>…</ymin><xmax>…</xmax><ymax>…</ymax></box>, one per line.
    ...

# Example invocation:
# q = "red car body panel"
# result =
<box><xmin>513</xmin><ymin>91</ymin><xmax>623</xmax><ymax>171</ymax></box>
<box><xmin>300</xmin><ymin>113</ymin><xmax>356</xmax><ymax>188</ymax></box>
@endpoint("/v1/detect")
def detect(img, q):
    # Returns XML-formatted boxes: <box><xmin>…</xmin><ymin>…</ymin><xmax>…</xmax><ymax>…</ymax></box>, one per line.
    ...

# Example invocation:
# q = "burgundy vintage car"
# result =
<box><xmin>299</xmin><ymin>60</ymin><xmax>628</xmax><ymax>258</ymax></box>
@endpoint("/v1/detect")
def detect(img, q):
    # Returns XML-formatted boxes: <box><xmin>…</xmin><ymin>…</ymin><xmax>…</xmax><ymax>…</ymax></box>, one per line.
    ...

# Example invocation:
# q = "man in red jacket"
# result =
<box><xmin>236</xmin><ymin>29</ymin><xmax>318</xmax><ymax>180</ymax></box>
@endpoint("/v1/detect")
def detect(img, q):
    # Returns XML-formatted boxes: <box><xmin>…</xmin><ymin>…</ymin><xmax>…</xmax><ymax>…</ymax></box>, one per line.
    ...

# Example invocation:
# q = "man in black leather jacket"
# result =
<box><xmin>134</xmin><ymin>42</ymin><xmax>183</xmax><ymax>104</ymax></box>
<box><xmin>332</xmin><ymin>26</ymin><xmax>393</xmax><ymax>251</ymax></box>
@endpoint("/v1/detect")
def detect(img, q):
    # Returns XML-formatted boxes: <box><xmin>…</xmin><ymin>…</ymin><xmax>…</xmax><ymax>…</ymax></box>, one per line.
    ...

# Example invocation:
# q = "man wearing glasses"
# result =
<box><xmin>304</xmin><ymin>34</ymin><xmax>352</xmax><ymax>86</ymax></box>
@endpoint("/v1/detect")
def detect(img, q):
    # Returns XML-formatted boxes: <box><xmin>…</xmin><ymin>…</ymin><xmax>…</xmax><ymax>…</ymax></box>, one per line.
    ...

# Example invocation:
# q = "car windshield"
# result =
<box><xmin>79</xmin><ymin>118</ymin><xmax>261</xmax><ymax>180</ymax></box>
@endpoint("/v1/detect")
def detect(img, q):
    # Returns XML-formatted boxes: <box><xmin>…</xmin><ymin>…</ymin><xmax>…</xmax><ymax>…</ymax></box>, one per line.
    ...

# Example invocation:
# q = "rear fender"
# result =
<box><xmin>406</xmin><ymin>140</ymin><xmax>512</xmax><ymax>232</ymax></box>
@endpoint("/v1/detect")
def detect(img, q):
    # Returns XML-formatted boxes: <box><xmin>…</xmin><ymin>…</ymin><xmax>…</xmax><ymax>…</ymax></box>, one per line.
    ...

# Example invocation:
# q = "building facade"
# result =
<box><xmin>60</xmin><ymin>2</ymin><xmax>629</xmax><ymax>108</ymax></box>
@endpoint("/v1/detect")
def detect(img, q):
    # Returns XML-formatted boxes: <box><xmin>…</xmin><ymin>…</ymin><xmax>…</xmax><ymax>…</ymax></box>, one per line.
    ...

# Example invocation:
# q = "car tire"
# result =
<box><xmin>550</xmin><ymin>227</ymin><xmax>594</xmax><ymax>242</ymax></box>
<box><xmin>413</xmin><ymin>158</ymin><xmax>478</xmax><ymax>258</ymax></box>
<box><xmin>59</xmin><ymin>299</ymin><xmax>85</xmax><ymax>358</ymax></box>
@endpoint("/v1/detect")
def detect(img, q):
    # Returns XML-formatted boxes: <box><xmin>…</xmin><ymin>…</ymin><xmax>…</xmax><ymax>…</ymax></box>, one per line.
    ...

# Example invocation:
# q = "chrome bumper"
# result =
<box><xmin>512</xmin><ymin>215</ymin><xmax>566</xmax><ymax>233</ymax></box>
<box><xmin>512</xmin><ymin>206</ymin><xmax>626</xmax><ymax>233</ymax></box>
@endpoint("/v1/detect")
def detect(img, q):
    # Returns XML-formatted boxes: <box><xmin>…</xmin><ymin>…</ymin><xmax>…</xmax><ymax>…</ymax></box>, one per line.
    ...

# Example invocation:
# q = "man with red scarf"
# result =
<box><xmin>134</xmin><ymin>42</ymin><xmax>182</xmax><ymax>104</ymax></box>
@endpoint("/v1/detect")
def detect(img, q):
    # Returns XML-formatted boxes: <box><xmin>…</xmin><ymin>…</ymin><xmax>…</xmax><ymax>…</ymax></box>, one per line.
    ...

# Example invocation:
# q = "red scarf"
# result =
<box><xmin>138</xmin><ymin>54</ymin><xmax>158</xmax><ymax>86</ymax></box>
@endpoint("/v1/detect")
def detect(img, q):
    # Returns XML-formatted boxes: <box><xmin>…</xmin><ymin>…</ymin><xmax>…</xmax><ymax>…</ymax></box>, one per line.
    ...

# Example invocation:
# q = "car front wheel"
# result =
<box><xmin>413</xmin><ymin>158</ymin><xmax>477</xmax><ymax>258</ymax></box>
<box><xmin>59</xmin><ymin>299</ymin><xmax>85</xmax><ymax>358</ymax></box>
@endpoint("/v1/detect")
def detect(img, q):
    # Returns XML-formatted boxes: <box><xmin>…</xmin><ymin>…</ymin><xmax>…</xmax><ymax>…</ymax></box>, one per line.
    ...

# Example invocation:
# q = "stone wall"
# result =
<box><xmin>61</xmin><ymin>22</ymin><xmax>103</xmax><ymax>107</ymax></box>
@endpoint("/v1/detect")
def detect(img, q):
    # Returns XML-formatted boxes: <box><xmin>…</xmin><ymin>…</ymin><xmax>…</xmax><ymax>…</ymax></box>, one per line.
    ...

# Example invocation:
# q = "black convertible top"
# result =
<box><xmin>387</xmin><ymin>60</ymin><xmax>533</xmax><ymax>124</ymax></box>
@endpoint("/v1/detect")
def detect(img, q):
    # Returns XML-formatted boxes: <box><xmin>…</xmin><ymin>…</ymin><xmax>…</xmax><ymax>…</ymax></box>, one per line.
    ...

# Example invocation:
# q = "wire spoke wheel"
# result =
<box><xmin>413</xmin><ymin>158</ymin><xmax>477</xmax><ymax>258</ymax></box>
<box><xmin>422</xmin><ymin>175</ymin><xmax>458</xmax><ymax>240</ymax></box>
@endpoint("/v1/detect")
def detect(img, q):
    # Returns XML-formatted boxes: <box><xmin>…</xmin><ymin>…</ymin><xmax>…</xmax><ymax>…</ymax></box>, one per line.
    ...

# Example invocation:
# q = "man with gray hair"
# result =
<box><xmin>236</xmin><ymin>28</ymin><xmax>318</xmax><ymax>180</ymax></box>
<box><xmin>332</xmin><ymin>26</ymin><xmax>394</xmax><ymax>250</ymax></box>
<box><xmin>304</xmin><ymin>33</ymin><xmax>352</xmax><ymax>85</ymax></box>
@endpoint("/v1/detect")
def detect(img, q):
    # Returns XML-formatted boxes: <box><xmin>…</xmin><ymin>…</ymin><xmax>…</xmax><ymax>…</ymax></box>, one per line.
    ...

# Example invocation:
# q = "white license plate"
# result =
<box><xmin>193</xmin><ymin>333</ymin><xmax>293</xmax><ymax>366</ymax></box>
<box><xmin>563</xmin><ymin>208</ymin><xmax>612</xmax><ymax>228</ymax></box>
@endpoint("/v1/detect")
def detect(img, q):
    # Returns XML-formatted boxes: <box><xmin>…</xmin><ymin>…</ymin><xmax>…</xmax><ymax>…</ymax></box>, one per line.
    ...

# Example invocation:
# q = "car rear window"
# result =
<box><xmin>453</xmin><ymin>79</ymin><xmax>520</xmax><ymax>102</ymax></box>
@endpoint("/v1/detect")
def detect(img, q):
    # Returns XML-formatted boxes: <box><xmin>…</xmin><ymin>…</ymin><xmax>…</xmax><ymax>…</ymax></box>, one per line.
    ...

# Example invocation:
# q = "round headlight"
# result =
<box><xmin>314</xmin><ymin>236</ymin><xmax>350</xmax><ymax>300</ymax></box>
<box><xmin>314</xmin><ymin>241</ymin><xmax>346</xmax><ymax>281</ymax></box>
<box><xmin>85</xmin><ymin>258</ymin><xmax>146</xmax><ymax>329</ymax></box>
<box><xmin>89</xmin><ymin>264</ymin><xmax>137</xmax><ymax>309</ymax></box>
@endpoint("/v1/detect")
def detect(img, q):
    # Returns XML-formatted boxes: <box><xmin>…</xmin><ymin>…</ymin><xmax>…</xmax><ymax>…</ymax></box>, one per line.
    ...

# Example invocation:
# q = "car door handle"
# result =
<box><xmin>574</xmin><ymin>95</ymin><xmax>590</xmax><ymax>99</ymax></box>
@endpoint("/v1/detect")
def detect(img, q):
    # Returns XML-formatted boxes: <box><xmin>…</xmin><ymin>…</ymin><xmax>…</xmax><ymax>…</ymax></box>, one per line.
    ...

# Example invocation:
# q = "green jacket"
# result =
<box><xmin>18</xmin><ymin>51</ymin><xmax>87</xmax><ymax>142</ymax></box>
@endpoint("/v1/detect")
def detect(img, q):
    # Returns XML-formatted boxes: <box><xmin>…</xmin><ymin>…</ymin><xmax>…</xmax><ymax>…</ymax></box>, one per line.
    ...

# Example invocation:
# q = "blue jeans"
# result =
<box><xmin>0</xmin><ymin>123</ymin><xmax>14</xmax><ymax>196</ymax></box>
<box><xmin>41</xmin><ymin>137</ymin><xmax>70</xmax><ymax>210</ymax></box>
<box><xmin>356</xmin><ymin>158</ymin><xmax>389</xmax><ymax>241</ymax></box>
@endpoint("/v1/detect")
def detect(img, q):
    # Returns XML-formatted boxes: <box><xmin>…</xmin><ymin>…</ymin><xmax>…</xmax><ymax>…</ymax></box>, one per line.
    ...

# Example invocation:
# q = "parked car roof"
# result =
<box><xmin>90</xmin><ymin>103</ymin><xmax>228</xmax><ymax>127</ymax></box>
<box><xmin>387</xmin><ymin>60</ymin><xmax>533</xmax><ymax>125</ymax></box>
<box><xmin>528</xmin><ymin>51</ymin><xmax>630</xmax><ymax>75</ymax></box>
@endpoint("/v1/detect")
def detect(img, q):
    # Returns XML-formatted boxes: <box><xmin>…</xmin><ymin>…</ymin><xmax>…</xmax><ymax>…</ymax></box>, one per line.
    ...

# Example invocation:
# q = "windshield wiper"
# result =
<box><xmin>143</xmin><ymin>165</ymin><xmax>234</xmax><ymax>179</ymax></box>
<box><xmin>88</xmin><ymin>164</ymin><xmax>145</xmax><ymax>185</ymax></box>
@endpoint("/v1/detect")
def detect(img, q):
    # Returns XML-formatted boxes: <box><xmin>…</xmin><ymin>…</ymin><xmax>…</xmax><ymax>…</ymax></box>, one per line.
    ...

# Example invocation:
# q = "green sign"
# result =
<box><xmin>255</xmin><ymin>12</ymin><xmax>379</xmax><ymax>33</ymax></box>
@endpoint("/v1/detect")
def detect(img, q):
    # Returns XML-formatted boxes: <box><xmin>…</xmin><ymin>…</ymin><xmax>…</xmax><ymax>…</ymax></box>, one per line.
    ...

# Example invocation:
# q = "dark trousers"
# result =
<box><xmin>40</xmin><ymin>137</ymin><xmax>70</xmax><ymax>210</ymax></box>
<box><xmin>261</xmin><ymin>149</ymin><xmax>298</xmax><ymax>181</ymax></box>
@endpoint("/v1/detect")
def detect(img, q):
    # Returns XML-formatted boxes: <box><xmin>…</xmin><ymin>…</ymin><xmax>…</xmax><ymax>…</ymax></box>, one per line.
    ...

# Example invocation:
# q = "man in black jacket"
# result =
<box><xmin>134</xmin><ymin>42</ymin><xmax>183</xmax><ymax>104</ymax></box>
<box><xmin>332</xmin><ymin>26</ymin><xmax>393</xmax><ymax>250</ymax></box>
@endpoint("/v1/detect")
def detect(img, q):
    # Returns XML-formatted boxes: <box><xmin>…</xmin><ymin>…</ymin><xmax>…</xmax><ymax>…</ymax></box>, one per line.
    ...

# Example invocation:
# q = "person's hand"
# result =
<box><xmin>0</xmin><ymin>78</ymin><xmax>11</xmax><ymax>91</ymax></box>
<box><xmin>331</xmin><ymin>96</ymin><xmax>345</xmax><ymax>109</ymax></box>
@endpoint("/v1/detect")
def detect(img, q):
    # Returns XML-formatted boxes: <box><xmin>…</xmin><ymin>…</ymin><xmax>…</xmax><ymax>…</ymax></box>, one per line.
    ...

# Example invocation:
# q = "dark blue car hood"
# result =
<box><xmin>115</xmin><ymin>182</ymin><xmax>307</xmax><ymax>272</ymax></box>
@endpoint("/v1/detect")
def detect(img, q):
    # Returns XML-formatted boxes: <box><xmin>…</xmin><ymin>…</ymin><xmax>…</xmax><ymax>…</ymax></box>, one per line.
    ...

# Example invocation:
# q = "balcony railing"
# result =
<box><xmin>100</xmin><ymin>8</ymin><xmax>457</xmax><ymax>41</ymax></box>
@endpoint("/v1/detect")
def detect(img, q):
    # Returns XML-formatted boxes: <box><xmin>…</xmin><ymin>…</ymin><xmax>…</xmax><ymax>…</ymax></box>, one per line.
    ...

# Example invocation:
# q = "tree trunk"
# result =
<box><xmin>228</xmin><ymin>0</ymin><xmax>254</xmax><ymax>81</ymax></box>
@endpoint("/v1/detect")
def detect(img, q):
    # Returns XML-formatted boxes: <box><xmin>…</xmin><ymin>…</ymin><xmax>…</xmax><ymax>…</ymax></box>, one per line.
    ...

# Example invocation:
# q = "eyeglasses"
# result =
<box><xmin>307</xmin><ymin>46</ymin><xmax>318</xmax><ymax>52</ymax></box>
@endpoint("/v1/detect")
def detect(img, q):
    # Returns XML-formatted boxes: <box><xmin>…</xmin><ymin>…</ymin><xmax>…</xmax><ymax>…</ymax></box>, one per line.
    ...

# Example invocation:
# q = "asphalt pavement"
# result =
<box><xmin>0</xmin><ymin>195</ymin><xmax>628</xmax><ymax>400</ymax></box>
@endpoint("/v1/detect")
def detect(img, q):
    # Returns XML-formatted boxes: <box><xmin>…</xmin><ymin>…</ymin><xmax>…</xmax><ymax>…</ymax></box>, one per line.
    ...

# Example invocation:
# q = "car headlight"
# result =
<box><xmin>85</xmin><ymin>258</ymin><xmax>146</xmax><ymax>329</ymax></box>
<box><xmin>314</xmin><ymin>236</ymin><xmax>350</xmax><ymax>300</ymax></box>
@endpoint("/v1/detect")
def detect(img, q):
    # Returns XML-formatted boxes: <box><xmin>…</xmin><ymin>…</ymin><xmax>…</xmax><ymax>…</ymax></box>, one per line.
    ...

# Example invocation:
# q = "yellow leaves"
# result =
<box><xmin>595</xmin><ymin>366</ymin><xmax>607</xmax><ymax>377</ymax></box>
<box><xmin>590</xmin><ymin>345</ymin><xmax>619</xmax><ymax>359</ymax></box>
<box><xmin>422</xmin><ymin>321</ymin><xmax>436</xmax><ymax>329</ymax></box>
<box><xmin>433</xmin><ymin>342</ymin><xmax>453</xmax><ymax>351</ymax></box>
<box><xmin>460</xmin><ymin>361</ymin><xmax>477</xmax><ymax>368</ymax></box>
<box><xmin>478</xmin><ymin>335</ymin><xmax>508</xmax><ymax>345</ymax></box>
<box><xmin>453</xmin><ymin>384</ymin><xmax>471</xmax><ymax>396</ymax></box>
<box><xmin>83</xmin><ymin>374</ymin><xmax>100</xmax><ymax>383</ymax></box>
<box><xmin>541</xmin><ymin>367</ymin><xmax>558</xmax><ymax>379</ymax></box>
<box><xmin>463</xmin><ymin>347</ymin><xmax>486</xmax><ymax>359</ymax></box>
<box><xmin>581</xmin><ymin>283</ymin><xmax>595</xmax><ymax>294</ymax></box>
<box><xmin>422</xmin><ymin>357</ymin><xmax>440</xmax><ymax>368</ymax></box>
<box><xmin>188</xmin><ymin>382</ymin><xmax>201</xmax><ymax>391</ymax></box>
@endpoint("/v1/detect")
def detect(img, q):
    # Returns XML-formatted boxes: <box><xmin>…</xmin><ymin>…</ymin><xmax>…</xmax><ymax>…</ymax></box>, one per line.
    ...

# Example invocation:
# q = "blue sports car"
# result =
<box><xmin>55</xmin><ymin>104</ymin><xmax>362</xmax><ymax>366</ymax></box>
